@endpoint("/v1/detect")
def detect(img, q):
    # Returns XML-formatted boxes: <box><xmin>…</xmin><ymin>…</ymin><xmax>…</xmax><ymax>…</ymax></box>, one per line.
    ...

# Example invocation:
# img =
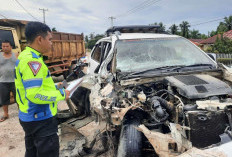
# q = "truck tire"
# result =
<box><xmin>117</xmin><ymin>118</ymin><xmax>142</xmax><ymax>157</ymax></box>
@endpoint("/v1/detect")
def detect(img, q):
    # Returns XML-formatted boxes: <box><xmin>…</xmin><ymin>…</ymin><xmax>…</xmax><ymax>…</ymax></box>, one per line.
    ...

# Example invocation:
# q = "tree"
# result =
<box><xmin>200</xmin><ymin>34</ymin><xmax>208</xmax><ymax>39</ymax></box>
<box><xmin>210</xmin><ymin>30</ymin><xmax>217</xmax><ymax>37</ymax></box>
<box><xmin>216</xmin><ymin>22</ymin><xmax>228</xmax><ymax>33</ymax></box>
<box><xmin>169</xmin><ymin>24</ymin><xmax>178</xmax><ymax>35</ymax></box>
<box><xmin>179</xmin><ymin>21</ymin><xmax>190</xmax><ymax>38</ymax></box>
<box><xmin>85</xmin><ymin>35</ymin><xmax>89</xmax><ymax>42</ymax></box>
<box><xmin>150</xmin><ymin>22</ymin><xmax>165</xmax><ymax>32</ymax></box>
<box><xmin>89</xmin><ymin>32</ymin><xmax>95</xmax><ymax>40</ymax></box>
<box><xmin>158</xmin><ymin>22</ymin><xmax>165</xmax><ymax>32</ymax></box>
<box><xmin>212</xmin><ymin>36</ymin><xmax>232</xmax><ymax>53</ymax></box>
<box><xmin>189</xmin><ymin>29</ymin><xmax>201</xmax><ymax>39</ymax></box>
<box><xmin>224</xmin><ymin>16</ymin><xmax>232</xmax><ymax>30</ymax></box>
<box><xmin>87</xmin><ymin>34</ymin><xmax>104</xmax><ymax>49</ymax></box>
<box><xmin>52</xmin><ymin>27</ymin><xmax>57</xmax><ymax>32</ymax></box>
<box><xmin>84</xmin><ymin>35</ymin><xmax>89</xmax><ymax>49</ymax></box>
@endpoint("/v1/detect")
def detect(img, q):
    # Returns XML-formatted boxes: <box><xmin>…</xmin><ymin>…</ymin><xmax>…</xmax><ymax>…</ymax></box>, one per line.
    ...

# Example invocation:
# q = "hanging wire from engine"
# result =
<box><xmin>105</xmin><ymin>122</ymin><xmax>115</xmax><ymax>156</ymax></box>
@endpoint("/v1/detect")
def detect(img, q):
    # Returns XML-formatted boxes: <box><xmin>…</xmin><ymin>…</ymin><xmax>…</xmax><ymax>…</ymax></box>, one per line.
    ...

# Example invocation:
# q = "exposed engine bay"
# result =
<box><xmin>89</xmin><ymin>73</ymin><xmax>232</xmax><ymax>156</ymax></box>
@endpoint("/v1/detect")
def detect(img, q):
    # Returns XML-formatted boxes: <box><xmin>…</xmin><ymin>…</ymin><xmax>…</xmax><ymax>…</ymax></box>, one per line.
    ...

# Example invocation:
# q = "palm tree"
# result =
<box><xmin>179</xmin><ymin>21</ymin><xmax>190</xmax><ymax>38</ymax></box>
<box><xmin>224</xmin><ymin>16</ymin><xmax>232</xmax><ymax>30</ymax></box>
<box><xmin>150</xmin><ymin>22</ymin><xmax>165</xmax><ymax>32</ymax></box>
<box><xmin>169</xmin><ymin>24</ymin><xmax>178</xmax><ymax>34</ymax></box>
<box><xmin>190</xmin><ymin>29</ymin><xmax>201</xmax><ymax>39</ymax></box>
<box><xmin>158</xmin><ymin>22</ymin><xmax>165</xmax><ymax>32</ymax></box>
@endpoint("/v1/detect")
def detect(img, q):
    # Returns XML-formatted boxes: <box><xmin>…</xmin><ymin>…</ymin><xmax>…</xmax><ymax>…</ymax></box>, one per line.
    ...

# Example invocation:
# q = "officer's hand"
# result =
<box><xmin>65</xmin><ymin>90</ymin><xmax>70</xmax><ymax>100</ymax></box>
<box><xmin>57</xmin><ymin>82</ymin><xmax>63</xmax><ymax>89</ymax></box>
<box><xmin>57</xmin><ymin>82</ymin><xmax>62</xmax><ymax>86</ymax></box>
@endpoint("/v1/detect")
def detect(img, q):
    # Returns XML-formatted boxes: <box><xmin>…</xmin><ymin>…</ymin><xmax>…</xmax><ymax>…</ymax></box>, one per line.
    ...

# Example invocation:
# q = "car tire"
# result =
<box><xmin>117</xmin><ymin>118</ymin><xmax>142</xmax><ymax>157</ymax></box>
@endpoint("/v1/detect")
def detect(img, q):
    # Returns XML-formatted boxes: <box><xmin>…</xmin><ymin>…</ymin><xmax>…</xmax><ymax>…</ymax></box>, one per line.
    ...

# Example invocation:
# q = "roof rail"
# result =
<box><xmin>105</xmin><ymin>25</ymin><xmax>169</xmax><ymax>36</ymax></box>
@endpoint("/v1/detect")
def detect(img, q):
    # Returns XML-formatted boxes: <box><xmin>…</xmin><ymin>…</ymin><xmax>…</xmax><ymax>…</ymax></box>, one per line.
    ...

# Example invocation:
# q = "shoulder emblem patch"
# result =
<box><xmin>28</xmin><ymin>61</ymin><xmax>42</xmax><ymax>76</ymax></box>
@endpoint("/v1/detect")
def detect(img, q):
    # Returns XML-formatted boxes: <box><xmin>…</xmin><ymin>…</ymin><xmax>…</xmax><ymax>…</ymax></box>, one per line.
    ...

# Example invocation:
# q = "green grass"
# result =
<box><xmin>217</xmin><ymin>58</ymin><xmax>232</xmax><ymax>62</ymax></box>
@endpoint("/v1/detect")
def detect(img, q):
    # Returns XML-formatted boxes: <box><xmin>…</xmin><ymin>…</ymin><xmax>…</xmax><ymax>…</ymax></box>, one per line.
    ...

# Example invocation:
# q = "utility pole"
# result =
<box><xmin>39</xmin><ymin>8</ymin><xmax>48</xmax><ymax>24</ymax></box>
<box><xmin>109</xmin><ymin>16</ymin><xmax>116</xmax><ymax>27</ymax></box>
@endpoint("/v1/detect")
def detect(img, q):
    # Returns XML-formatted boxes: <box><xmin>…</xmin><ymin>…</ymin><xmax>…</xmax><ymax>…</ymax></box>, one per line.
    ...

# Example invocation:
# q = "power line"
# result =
<box><xmin>14</xmin><ymin>0</ymin><xmax>40</xmax><ymax>21</ymax></box>
<box><xmin>191</xmin><ymin>17</ymin><xmax>226</xmax><ymax>27</ymax></box>
<box><xmin>116</xmin><ymin>0</ymin><xmax>162</xmax><ymax>18</ymax></box>
<box><xmin>0</xmin><ymin>13</ymin><xmax>8</xmax><ymax>19</ymax></box>
<box><xmin>120</xmin><ymin>0</ymin><xmax>154</xmax><ymax>15</ymax></box>
<box><xmin>125</xmin><ymin>0</ymin><xmax>162</xmax><ymax>16</ymax></box>
<box><xmin>116</xmin><ymin>0</ymin><xmax>155</xmax><ymax>17</ymax></box>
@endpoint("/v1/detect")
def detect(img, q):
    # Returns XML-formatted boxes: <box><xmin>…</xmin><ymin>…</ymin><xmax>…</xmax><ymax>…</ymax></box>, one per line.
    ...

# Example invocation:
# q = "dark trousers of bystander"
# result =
<box><xmin>19</xmin><ymin>117</ymin><xmax>59</xmax><ymax>157</ymax></box>
<box><xmin>0</xmin><ymin>82</ymin><xmax>16</xmax><ymax>106</ymax></box>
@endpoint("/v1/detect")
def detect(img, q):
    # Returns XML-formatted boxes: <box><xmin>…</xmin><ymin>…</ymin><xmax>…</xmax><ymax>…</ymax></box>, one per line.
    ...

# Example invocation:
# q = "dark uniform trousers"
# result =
<box><xmin>19</xmin><ymin>117</ymin><xmax>59</xmax><ymax>157</ymax></box>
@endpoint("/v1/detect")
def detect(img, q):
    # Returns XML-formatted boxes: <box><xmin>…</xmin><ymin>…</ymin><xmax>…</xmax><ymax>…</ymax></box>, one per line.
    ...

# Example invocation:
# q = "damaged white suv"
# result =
<box><xmin>68</xmin><ymin>26</ymin><xmax>232</xmax><ymax>157</ymax></box>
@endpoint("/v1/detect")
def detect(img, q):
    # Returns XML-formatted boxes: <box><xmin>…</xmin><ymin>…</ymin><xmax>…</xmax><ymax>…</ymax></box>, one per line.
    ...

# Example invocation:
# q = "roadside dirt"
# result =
<box><xmin>0</xmin><ymin>103</ymin><xmax>25</xmax><ymax>157</ymax></box>
<box><xmin>0</xmin><ymin>51</ymin><xmax>110</xmax><ymax>157</ymax></box>
<box><xmin>0</xmin><ymin>102</ymin><xmax>111</xmax><ymax>157</ymax></box>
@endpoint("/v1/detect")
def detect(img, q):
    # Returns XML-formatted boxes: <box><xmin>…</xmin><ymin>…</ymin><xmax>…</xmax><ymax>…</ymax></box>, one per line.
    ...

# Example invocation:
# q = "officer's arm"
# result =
<box><xmin>20</xmin><ymin>60</ymin><xmax>65</xmax><ymax>104</ymax></box>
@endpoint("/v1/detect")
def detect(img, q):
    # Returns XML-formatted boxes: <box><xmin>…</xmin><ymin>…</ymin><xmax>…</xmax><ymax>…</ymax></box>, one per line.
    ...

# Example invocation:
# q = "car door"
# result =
<box><xmin>88</xmin><ymin>41</ymin><xmax>112</xmax><ymax>74</ymax></box>
<box><xmin>88</xmin><ymin>42</ymin><xmax>102</xmax><ymax>74</ymax></box>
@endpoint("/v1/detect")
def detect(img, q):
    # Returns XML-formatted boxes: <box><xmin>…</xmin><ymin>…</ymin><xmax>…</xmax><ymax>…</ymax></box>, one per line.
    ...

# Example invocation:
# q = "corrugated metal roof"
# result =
<box><xmin>200</xmin><ymin>30</ymin><xmax>232</xmax><ymax>44</ymax></box>
<box><xmin>224</xmin><ymin>30</ymin><xmax>232</xmax><ymax>39</ymax></box>
<box><xmin>189</xmin><ymin>39</ymin><xmax>205</xmax><ymax>43</ymax></box>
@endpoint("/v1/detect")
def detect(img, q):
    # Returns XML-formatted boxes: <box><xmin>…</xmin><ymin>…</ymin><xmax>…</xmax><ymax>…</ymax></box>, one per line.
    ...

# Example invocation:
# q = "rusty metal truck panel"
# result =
<box><xmin>0</xmin><ymin>19</ymin><xmax>85</xmax><ymax>76</ymax></box>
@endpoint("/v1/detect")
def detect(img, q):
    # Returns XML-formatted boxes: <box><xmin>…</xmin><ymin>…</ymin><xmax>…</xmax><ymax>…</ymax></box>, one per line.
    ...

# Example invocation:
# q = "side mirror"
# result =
<box><xmin>206</xmin><ymin>53</ymin><xmax>216</xmax><ymax>61</ymax></box>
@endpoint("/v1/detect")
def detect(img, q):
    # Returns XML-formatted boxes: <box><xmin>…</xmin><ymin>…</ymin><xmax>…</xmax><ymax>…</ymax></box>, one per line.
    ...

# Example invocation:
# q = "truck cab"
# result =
<box><xmin>0</xmin><ymin>26</ymin><xmax>21</xmax><ymax>55</ymax></box>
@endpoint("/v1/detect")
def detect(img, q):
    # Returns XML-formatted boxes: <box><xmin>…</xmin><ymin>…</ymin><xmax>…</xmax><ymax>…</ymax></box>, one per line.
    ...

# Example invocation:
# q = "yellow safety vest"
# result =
<box><xmin>15</xmin><ymin>46</ymin><xmax>65</xmax><ymax>122</ymax></box>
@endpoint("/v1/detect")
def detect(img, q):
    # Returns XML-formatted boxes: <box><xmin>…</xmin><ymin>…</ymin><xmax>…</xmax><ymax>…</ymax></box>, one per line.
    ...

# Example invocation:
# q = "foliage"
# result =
<box><xmin>217</xmin><ymin>58</ymin><xmax>232</xmax><ymax>61</ymax></box>
<box><xmin>212</xmin><ymin>36</ymin><xmax>232</xmax><ymax>53</ymax></box>
<box><xmin>205</xmin><ymin>46</ymin><xmax>213</xmax><ymax>53</ymax></box>
<box><xmin>51</xmin><ymin>27</ymin><xmax>57</xmax><ymax>32</ymax></box>
<box><xmin>85</xmin><ymin>35</ymin><xmax>89</xmax><ymax>42</ymax></box>
<box><xmin>224</xmin><ymin>16</ymin><xmax>232</xmax><ymax>31</ymax></box>
<box><xmin>150</xmin><ymin>22</ymin><xmax>166</xmax><ymax>32</ymax></box>
<box><xmin>209</xmin><ymin>30</ymin><xmax>217</xmax><ymax>37</ymax></box>
<box><xmin>189</xmin><ymin>29</ymin><xmax>201</xmax><ymax>39</ymax></box>
<box><xmin>200</xmin><ymin>34</ymin><xmax>208</xmax><ymax>39</ymax></box>
<box><xmin>86</xmin><ymin>34</ymin><xmax>104</xmax><ymax>49</ymax></box>
<box><xmin>179</xmin><ymin>21</ymin><xmax>190</xmax><ymax>38</ymax></box>
<box><xmin>209</xmin><ymin>16</ymin><xmax>232</xmax><ymax>37</ymax></box>
<box><xmin>89</xmin><ymin>33</ymin><xmax>95</xmax><ymax>40</ymax></box>
<box><xmin>216</xmin><ymin>22</ymin><xmax>228</xmax><ymax>33</ymax></box>
<box><xmin>169</xmin><ymin>24</ymin><xmax>178</xmax><ymax>35</ymax></box>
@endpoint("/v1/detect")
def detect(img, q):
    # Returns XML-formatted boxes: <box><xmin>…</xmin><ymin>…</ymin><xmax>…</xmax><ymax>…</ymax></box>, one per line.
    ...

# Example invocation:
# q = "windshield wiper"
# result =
<box><xmin>123</xmin><ymin>65</ymin><xmax>185</xmax><ymax>77</ymax></box>
<box><xmin>174</xmin><ymin>63</ymin><xmax>215</xmax><ymax>70</ymax></box>
<box><xmin>120</xmin><ymin>64</ymin><xmax>215</xmax><ymax>79</ymax></box>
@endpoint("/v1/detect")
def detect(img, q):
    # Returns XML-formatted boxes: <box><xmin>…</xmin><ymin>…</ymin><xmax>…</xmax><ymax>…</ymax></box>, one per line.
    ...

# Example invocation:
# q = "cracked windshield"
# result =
<box><xmin>116</xmin><ymin>37</ymin><xmax>215</xmax><ymax>72</ymax></box>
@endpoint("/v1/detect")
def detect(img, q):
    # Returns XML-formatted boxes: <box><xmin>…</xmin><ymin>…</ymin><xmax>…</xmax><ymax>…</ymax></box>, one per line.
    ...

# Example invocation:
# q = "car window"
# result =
<box><xmin>93</xmin><ymin>42</ymin><xmax>112</xmax><ymax>73</ymax></box>
<box><xmin>91</xmin><ymin>43</ymin><xmax>102</xmax><ymax>62</ymax></box>
<box><xmin>0</xmin><ymin>29</ymin><xmax>16</xmax><ymax>49</ymax></box>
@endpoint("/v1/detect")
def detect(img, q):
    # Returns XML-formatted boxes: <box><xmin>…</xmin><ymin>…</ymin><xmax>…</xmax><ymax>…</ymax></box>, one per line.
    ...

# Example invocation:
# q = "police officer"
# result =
<box><xmin>15</xmin><ymin>22</ymin><xmax>70</xmax><ymax>157</ymax></box>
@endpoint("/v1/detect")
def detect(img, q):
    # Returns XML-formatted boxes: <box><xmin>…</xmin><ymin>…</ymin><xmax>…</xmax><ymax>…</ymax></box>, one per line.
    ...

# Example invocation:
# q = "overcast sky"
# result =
<box><xmin>1</xmin><ymin>0</ymin><xmax>232</xmax><ymax>36</ymax></box>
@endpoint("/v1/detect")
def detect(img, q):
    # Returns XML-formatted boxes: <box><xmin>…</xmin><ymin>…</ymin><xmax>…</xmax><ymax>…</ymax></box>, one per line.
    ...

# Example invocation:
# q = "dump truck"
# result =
<box><xmin>0</xmin><ymin>19</ymin><xmax>85</xmax><ymax>77</ymax></box>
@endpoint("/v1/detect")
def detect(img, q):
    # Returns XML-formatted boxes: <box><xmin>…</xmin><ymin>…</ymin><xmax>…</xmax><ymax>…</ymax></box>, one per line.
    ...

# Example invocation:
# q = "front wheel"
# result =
<box><xmin>117</xmin><ymin>117</ymin><xmax>142</xmax><ymax>157</ymax></box>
